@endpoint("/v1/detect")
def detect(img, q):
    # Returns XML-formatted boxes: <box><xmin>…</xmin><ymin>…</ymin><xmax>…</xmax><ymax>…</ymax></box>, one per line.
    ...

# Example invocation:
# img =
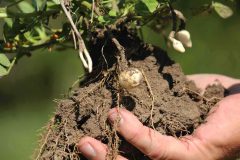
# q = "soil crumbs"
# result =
<box><xmin>36</xmin><ymin>47</ymin><xmax>225</xmax><ymax>160</ymax></box>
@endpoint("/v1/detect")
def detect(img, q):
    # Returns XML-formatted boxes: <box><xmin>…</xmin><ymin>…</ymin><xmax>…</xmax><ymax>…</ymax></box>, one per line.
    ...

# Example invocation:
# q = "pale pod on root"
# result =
<box><xmin>119</xmin><ymin>68</ymin><xmax>143</xmax><ymax>89</ymax></box>
<box><xmin>175</xmin><ymin>30</ymin><xmax>192</xmax><ymax>48</ymax></box>
<box><xmin>170</xmin><ymin>37</ymin><xmax>186</xmax><ymax>53</ymax></box>
<box><xmin>168</xmin><ymin>31</ymin><xmax>185</xmax><ymax>53</ymax></box>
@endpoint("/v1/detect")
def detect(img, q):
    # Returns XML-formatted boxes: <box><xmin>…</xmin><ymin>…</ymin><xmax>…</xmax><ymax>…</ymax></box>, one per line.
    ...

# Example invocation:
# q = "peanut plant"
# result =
<box><xmin>0</xmin><ymin>0</ymin><xmax>234</xmax><ymax>76</ymax></box>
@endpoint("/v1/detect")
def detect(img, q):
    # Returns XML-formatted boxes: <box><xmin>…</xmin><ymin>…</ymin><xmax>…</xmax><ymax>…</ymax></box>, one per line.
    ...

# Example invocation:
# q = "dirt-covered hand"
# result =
<box><xmin>77</xmin><ymin>74</ymin><xmax>240</xmax><ymax>160</ymax></box>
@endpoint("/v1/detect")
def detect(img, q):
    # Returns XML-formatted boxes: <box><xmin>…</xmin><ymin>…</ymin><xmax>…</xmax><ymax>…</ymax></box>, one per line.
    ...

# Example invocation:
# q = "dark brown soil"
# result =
<box><xmin>35</xmin><ymin>28</ymin><xmax>225</xmax><ymax>160</ymax></box>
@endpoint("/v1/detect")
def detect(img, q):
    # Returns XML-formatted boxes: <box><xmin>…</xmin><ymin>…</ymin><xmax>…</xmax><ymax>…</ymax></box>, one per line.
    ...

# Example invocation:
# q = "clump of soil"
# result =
<box><xmin>35</xmin><ymin>27</ymin><xmax>225</xmax><ymax>160</ymax></box>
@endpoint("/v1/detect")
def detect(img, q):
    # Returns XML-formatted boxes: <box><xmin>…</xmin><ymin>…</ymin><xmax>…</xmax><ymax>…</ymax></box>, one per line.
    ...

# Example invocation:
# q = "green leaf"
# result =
<box><xmin>135</xmin><ymin>0</ymin><xmax>158</xmax><ymax>16</ymax></box>
<box><xmin>0</xmin><ymin>57</ymin><xmax>16</xmax><ymax>77</ymax></box>
<box><xmin>212</xmin><ymin>2</ymin><xmax>233</xmax><ymax>19</ymax></box>
<box><xmin>142</xmin><ymin>0</ymin><xmax>158</xmax><ymax>13</ymax></box>
<box><xmin>46</xmin><ymin>1</ymin><xmax>61</xmax><ymax>10</ymax></box>
<box><xmin>35</xmin><ymin>26</ymin><xmax>47</xmax><ymax>40</ymax></box>
<box><xmin>81</xmin><ymin>1</ymin><xmax>92</xmax><ymax>10</ymax></box>
<box><xmin>97</xmin><ymin>15</ymin><xmax>114</xmax><ymax>25</ymax></box>
<box><xmin>18</xmin><ymin>1</ymin><xmax>35</xmax><ymax>13</ymax></box>
<box><xmin>24</xmin><ymin>31</ymin><xmax>38</xmax><ymax>43</ymax></box>
<box><xmin>109</xmin><ymin>10</ymin><xmax>117</xmax><ymax>17</ymax></box>
<box><xmin>98</xmin><ymin>16</ymin><xmax>106</xmax><ymax>23</ymax></box>
<box><xmin>0</xmin><ymin>65</ymin><xmax>8</xmax><ymax>76</ymax></box>
<box><xmin>0</xmin><ymin>54</ymin><xmax>11</xmax><ymax>67</ymax></box>
<box><xmin>4</xmin><ymin>18</ymin><xmax>13</xmax><ymax>28</ymax></box>
<box><xmin>122</xmin><ymin>4</ymin><xmax>134</xmax><ymax>17</ymax></box>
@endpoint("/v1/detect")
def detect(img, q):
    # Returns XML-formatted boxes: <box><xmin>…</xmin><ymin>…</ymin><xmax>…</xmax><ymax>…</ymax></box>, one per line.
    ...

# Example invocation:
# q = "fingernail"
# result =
<box><xmin>78</xmin><ymin>143</ymin><xmax>96</xmax><ymax>158</ymax></box>
<box><xmin>108</xmin><ymin>109</ymin><xmax>123</xmax><ymax>124</ymax></box>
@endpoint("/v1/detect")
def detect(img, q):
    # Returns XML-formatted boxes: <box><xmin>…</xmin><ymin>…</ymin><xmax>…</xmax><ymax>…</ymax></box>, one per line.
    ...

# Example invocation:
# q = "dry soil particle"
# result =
<box><xmin>36</xmin><ymin>46</ymin><xmax>225</xmax><ymax>160</ymax></box>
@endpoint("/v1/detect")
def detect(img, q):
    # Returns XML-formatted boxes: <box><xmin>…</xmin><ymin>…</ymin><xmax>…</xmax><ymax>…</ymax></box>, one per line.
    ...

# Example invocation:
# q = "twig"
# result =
<box><xmin>141</xmin><ymin>69</ymin><xmax>155</xmax><ymax>130</ymax></box>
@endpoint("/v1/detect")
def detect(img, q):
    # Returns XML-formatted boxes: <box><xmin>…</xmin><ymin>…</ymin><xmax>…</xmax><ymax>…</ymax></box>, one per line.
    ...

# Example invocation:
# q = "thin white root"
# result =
<box><xmin>79</xmin><ymin>50</ymin><xmax>89</xmax><ymax>69</ymax></box>
<box><xmin>141</xmin><ymin>70</ymin><xmax>155</xmax><ymax>130</ymax></box>
<box><xmin>60</xmin><ymin>0</ymin><xmax>93</xmax><ymax>73</ymax></box>
<box><xmin>72</xmin><ymin>29</ymin><xmax>77</xmax><ymax>49</ymax></box>
<box><xmin>35</xmin><ymin>126</ymin><xmax>51</xmax><ymax>160</ymax></box>
<box><xmin>83</xmin><ymin>48</ymin><xmax>93</xmax><ymax>73</ymax></box>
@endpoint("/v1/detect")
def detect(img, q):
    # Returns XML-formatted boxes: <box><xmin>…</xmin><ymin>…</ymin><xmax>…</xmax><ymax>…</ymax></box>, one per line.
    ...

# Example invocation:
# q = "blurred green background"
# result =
<box><xmin>0</xmin><ymin>1</ymin><xmax>240</xmax><ymax>160</ymax></box>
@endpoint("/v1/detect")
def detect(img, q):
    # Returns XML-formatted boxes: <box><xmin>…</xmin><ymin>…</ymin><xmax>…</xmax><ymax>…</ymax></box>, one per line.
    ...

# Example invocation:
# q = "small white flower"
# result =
<box><xmin>175</xmin><ymin>30</ymin><xmax>192</xmax><ymax>48</ymax></box>
<box><xmin>119</xmin><ymin>68</ymin><xmax>143</xmax><ymax>89</ymax></box>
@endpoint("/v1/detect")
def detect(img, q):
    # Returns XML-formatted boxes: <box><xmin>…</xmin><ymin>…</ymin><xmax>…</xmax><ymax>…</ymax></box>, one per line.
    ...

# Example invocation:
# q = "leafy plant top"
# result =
<box><xmin>0</xmin><ymin>0</ymin><xmax>234</xmax><ymax>76</ymax></box>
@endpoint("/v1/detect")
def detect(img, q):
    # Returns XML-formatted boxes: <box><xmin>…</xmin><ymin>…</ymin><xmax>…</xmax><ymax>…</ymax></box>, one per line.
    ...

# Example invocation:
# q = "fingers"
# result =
<box><xmin>78</xmin><ymin>137</ymin><xmax>107</xmax><ymax>160</ymax></box>
<box><xmin>108</xmin><ymin>108</ymin><xmax>189</xmax><ymax>160</ymax></box>
<box><xmin>78</xmin><ymin>108</ymin><xmax>190</xmax><ymax>160</ymax></box>
<box><xmin>79</xmin><ymin>107</ymin><xmax>226</xmax><ymax>160</ymax></box>
<box><xmin>187</xmin><ymin>74</ymin><xmax>240</xmax><ymax>94</ymax></box>
<box><xmin>77</xmin><ymin>136</ymin><xmax>127</xmax><ymax>160</ymax></box>
<box><xmin>194</xmin><ymin>94</ymin><xmax>240</xmax><ymax>149</ymax></box>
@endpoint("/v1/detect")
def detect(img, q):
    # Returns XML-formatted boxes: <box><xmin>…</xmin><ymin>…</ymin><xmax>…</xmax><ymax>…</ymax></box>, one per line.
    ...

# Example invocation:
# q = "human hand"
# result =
<box><xmin>77</xmin><ymin>74</ymin><xmax>240</xmax><ymax>160</ymax></box>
